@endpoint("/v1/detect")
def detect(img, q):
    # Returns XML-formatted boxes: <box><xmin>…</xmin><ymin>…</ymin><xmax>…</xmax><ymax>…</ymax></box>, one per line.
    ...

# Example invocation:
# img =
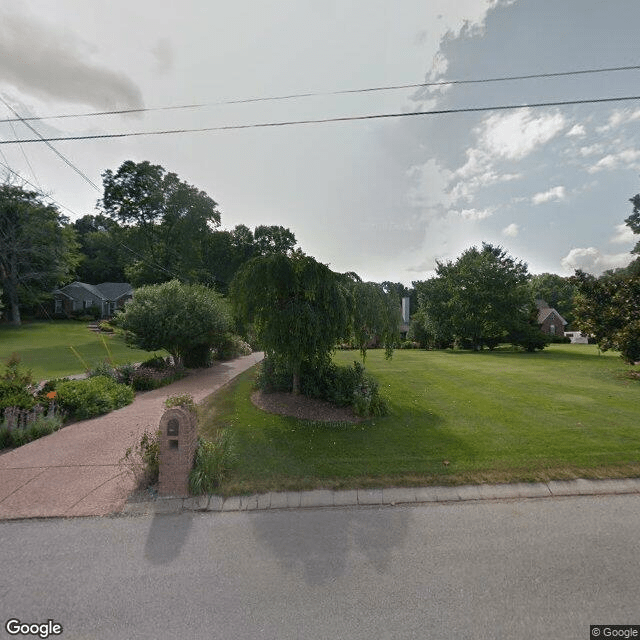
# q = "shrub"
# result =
<box><xmin>120</xmin><ymin>429</ymin><xmax>160</xmax><ymax>487</ymax></box>
<box><xmin>88</xmin><ymin>360</ymin><xmax>117</xmax><ymax>380</ymax></box>
<box><xmin>55</xmin><ymin>376</ymin><xmax>134</xmax><ymax>420</ymax></box>
<box><xmin>141</xmin><ymin>355</ymin><xmax>172</xmax><ymax>371</ymax></box>
<box><xmin>214</xmin><ymin>334</ymin><xmax>253</xmax><ymax>361</ymax></box>
<box><xmin>164</xmin><ymin>393</ymin><xmax>196</xmax><ymax>411</ymax></box>
<box><xmin>0</xmin><ymin>413</ymin><xmax>63</xmax><ymax>450</ymax></box>
<box><xmin>98</xmin><ymin>321</ymin><xmax>115</xmax><ymax>333</ymax></box>
<box><xmin>0</xmin><ymin>355</ymin><xmax>36</xmax><ymax>419</ymax></box>
<box><xmin>188</xmin><ymin>432</ymin><xmax>237</xmax><ymax>494</ymax></box>
<box><xmin>258</xmin><ymin>356</ymin><xmax>389</xmax><ymax>417</ymax></box>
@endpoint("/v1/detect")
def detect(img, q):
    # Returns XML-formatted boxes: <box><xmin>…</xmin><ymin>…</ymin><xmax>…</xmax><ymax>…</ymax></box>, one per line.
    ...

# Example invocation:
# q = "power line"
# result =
<box><xmin>0</xmin><ymin>63</ymin><xmax>638</xmax><ymax>124</ymax></box>
<box><xmin>0</xmin><ymin>94</ymin><xmax>100</xmax><ymax>191</ymax></box>
<box><xmin>0</xmin><ymin>159</ymin><xmax>80</xmax><ymax>217</ymax></box>
<box><xmin>1</xmin><ymin>94</ymin><xmax>639</xmax><ymax>145</ymax></box>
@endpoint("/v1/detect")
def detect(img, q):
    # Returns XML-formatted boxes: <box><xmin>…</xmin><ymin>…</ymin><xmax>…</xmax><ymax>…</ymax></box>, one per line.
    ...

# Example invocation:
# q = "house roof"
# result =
<box><xmin>537</xmin><ymin>306</ymin><xmax>568</xmax><ymax>326</ymax></box>
<box><xmin>53</xmin><ymin>281</ymin><xmax>132</xmax><ymax>302</ymax></box>
<box><xmin>94</xmin><ymin>282</ymin><xmax>133</xmax><ymax>300</ymax></box>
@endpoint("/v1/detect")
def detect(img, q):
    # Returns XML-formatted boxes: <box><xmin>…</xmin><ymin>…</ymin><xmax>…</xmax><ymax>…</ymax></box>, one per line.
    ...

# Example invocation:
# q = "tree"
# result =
<box><xmin>571</xmin><ymin>270</ymin><xmax>640</xmax><ymax>364</ymax></box>
<box><xmin>343</xmin><ymin>276</ymin><xmax>400</xmax><ymax>359</ymax></box>
<box><xmin>230</xmin><ymin>252</ymin><xmax>350</xmax><ymax>393</ymax></box>
<box><xmin>116</xmin><ymin>280</ymin><xmax>232</xmax><ymax>367</ymax></box>
<box><xmin>414</xmin><ymin>243</ymin><xmax>538</xmax><ymax>350</ymax></box>
<box><xmin>0</xmin><ymin>183</ymin><xmax>79</xmax><ymax>325</ymax></box>
<box><xmin>73</xmin><ymin>214</ymin><xmax>128</xmax><ymax>283</ymax></box>
<box><xmin>99</xmin><ymin>160</ymin><xmax>221</xmax><ymax>286</ymax></box>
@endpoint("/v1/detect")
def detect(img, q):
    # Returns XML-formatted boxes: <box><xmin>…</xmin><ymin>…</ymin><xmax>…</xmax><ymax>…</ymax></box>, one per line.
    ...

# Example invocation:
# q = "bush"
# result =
<box><xmin>258</xmin><ymin>356</ymin><xmax>389</xmax><ymax>417</ymax></box>
<box><xmin>164</xmin><ymin>393</ymin><xmax>196</xmax><ymax>411</ymax></box>
<box><xmin>55</xmin><ymin>376</ymin><xmax>134</xmax><ymax>420</ymax></box>
<box><xmin>0</xmin><ymin>355</ymin><xmax>36</xmax><ymax>419</ymax></box>
<box><xmin>0</xmin><ymin>413</ymin><xmax>64</xmax><ymax>450</ymax></box>
<box><xmin>98</xmin><ymin>321</ymin><xmax>115</xmax><ymax>333</ymax></box>
<box><xmin>214</xmin><ymin>334</ymin><xmax>253</xmax><ymax>361</ymax></box>
<box><xmin>120</xmin><ymin>429</ymin><xmax>160</xmax><ymax>487</ymax></box>
<box><xmin>88</xmin><ymin>360</ymin><xmax>117</xmax><ymax>380</ymax></box>
<box><xmin>189</xmin><ymin>432</ymin><xmax>237</xmax><ymax>494</ymax></box>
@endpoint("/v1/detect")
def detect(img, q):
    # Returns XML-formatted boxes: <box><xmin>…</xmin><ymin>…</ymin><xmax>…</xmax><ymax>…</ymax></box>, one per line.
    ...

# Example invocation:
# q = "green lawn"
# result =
<box><xmin>0</xmin><ymin>321</ymin><xmax>166</xmax><ymax>381</ymax></box>
<box><xmin>199</xmin><ymin>344</ymin><xmax>640</xmax><ymax>495</ymax></box>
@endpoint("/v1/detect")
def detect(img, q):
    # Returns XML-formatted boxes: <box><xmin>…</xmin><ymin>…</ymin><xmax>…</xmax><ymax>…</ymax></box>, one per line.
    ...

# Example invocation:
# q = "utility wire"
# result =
<box><xmin>0</xmin><ymin>159</ymin><xmax>80</xmax><ymax>217</ymax></box>
<box><xmin>0</xmin><ymin>63</ymin><xmax>638</xmax><ymax>124</ymax></box>
<box><xmin>0</xmin><ymin>94</ymin><xmax>100</xmax><ymax>190</ymax></box>
<box><xmin>1</xmin><ymin>94</ymin><xmax>639</xmax><ymax>145</ymax></box>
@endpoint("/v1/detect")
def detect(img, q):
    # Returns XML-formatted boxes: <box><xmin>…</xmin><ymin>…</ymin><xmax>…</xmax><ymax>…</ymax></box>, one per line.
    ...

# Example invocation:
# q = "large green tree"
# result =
<box><xmin>0</xmin><ymin>183</ymin><xmax>79</xmax><ymax>325</ymax></box>
<box><xmin>230</xmin><ymin>252</ymin><xmax>350</xmax><ymax>393</ymax></box>
<box><xmin>415</xmin><ymin>243</ymin><xmax>539</xmax><ymax>350</ymax></box>
<box><xmin>116</xmin><ymin>280</ymin><xmax>231</xmax><ymax>367</ymax></box>
<box><xmin>73</xmin><ymin>214</ymin><xmax>128</xmax><ymax>283</ymax></box>
<box><xmin>571</xmin><ymin>270</ymin><xmax>640</xmax><ymax>364</ymax></box>
<box><xmin>99</xmin><ymin>160</ymin><xmax>221</xmax><ymax>286</ymax></box>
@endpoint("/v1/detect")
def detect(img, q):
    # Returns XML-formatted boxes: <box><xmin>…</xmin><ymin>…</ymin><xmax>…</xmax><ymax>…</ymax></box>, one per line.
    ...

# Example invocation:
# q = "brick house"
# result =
<box><xmin>535</xmin><ymin>299</ymin><xmax>567</xmax><ymax>337</ymax></box>
<box><xmin>52</xmin><ymin>282</ymin><xmax>133</xmax><ymax>318</ymax></box>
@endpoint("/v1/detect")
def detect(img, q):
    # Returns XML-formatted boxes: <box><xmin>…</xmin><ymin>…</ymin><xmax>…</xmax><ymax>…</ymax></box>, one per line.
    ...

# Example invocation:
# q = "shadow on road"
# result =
<box><xmin>252</xmin><ymin>506</ymin><xmax>411</xmax><ymax>586</ymax></box>
<box><xmin>144</xmin><ymin>512</ymin><xmax>194</xmax><ymax>564</ymax></box>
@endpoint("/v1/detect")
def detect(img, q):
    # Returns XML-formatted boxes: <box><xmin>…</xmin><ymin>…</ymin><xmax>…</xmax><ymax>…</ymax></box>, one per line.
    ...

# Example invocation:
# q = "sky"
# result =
<box><xmin>1</xmin><ymin>0</ymin><xmax>639</xmax><ymax>285</ymax></box>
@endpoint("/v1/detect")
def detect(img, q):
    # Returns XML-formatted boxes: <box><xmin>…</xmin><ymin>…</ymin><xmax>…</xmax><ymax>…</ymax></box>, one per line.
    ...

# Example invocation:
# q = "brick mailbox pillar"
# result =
<box><xmin>158</xmin><ymin>406</ymin><xmax>198</xmax><ymax>497</ymax></box>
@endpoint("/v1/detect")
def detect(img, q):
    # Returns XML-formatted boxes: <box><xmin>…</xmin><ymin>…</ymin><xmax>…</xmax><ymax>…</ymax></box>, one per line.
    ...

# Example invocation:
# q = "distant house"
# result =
<box><xmin>535</xmin><ymin>299</ymin><xmax>567</xmax><ymax>337</ymax></box>
<box><xmin>52</xmin><ymin>282</ymin><xmax>133</xmax><ymax>319</ymax></box>
<box><xmin>564</xmin><ymin>331</ymin><xmax>589</xmax><ymax>344</ymax></box>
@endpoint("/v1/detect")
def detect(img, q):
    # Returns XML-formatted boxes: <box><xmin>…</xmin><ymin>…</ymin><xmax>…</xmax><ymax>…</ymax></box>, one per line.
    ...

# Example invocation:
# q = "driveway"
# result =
<box><xmin>0</xmin><ymin>352</ymin><xmax>263</xmax><ymax>520</ymax></box>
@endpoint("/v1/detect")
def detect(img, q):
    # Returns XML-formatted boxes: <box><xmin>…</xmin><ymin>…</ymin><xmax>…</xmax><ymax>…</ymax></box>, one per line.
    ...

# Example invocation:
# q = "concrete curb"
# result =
<box><xmin>121</xmin><ymin>477</ymin><xmax>640</xmax><ymax>516</ymax></box>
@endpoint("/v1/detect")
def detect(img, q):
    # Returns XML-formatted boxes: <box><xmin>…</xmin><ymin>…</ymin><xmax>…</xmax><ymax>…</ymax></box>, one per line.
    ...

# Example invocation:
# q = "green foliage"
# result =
<box><xmin>230</xmin><ymin>252</ymin><xmax>350</xmax><ymax>393</ymax></box>
<box><xmin>55</xmin><ymin>376</ymin><xmax>134</xmax><ymax>420</ymax></box>
<box><xmin>120</xmin><ymin>429</ymin><xmax>160</xmax><ymax>487</ymax></box>
<box><xmin>99</xmin><ymin>160</ymin><xmax>222</xmax><ymax>286</ymax></box>
<box><xmin>118</xmin><ymin>279</ymin><xmax>232</xmax><ymax>366</ymax></box>
<box><xmin>214</xmin><ymin>335</ymin><xmax>253</xmax><ymax>361</ymax></box>
<box><xmin>257</xmin><ymin>356</ymin><xmax>388</xmax><ymax>417</ymax></box>
<box><xmin>164</xmin><ymin>393</ymin><xmax>196</xmax><ymax>411</ymax></box>
<box><xmin>572</xmin><ymin>270</ymin><xmax>640</xmax><ymax>364</ymax></box>
<box><xmin>0</xmin><ymin>182</ymin><xmax>80</xmax><ymax>325</ymax></box>
<box><xmin>0</xmin><ymin>413</ymin><xmax>63</xmax><ymax>450</ymax></box>
<box><xmin>0</xmin><ymin>354</ymin><xmax>36</xmax><ymax>418</ymax></box>
<box><xmin>188</xmin><ymin>432</ymin><xmax>238</xmax><ymax>494</ymax></box>
<box><xmin>342</xmin><ymin>276</ymin><xmax>399</xmax><ymax>360</ymax></box>
<box><xmin>415</xmin><ymin>243</ymin><xmax>534</xmax><ymax>351</ymax></box>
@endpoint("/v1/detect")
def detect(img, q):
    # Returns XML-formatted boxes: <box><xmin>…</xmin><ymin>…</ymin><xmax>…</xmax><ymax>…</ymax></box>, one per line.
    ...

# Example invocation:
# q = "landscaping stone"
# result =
<box><xmin>382</xmin><ymin>488</ymin><xmax>417</xmax><ymax>505</ymax></box>
<box><xmin>332</xmin><ymin>490</ymin><xmax>358</xmax><ymax>506</ymax></box>
<box><xmin>153</xmin><ymin>497</ymin><xmax>183</xmax><ymax>514</ymax></box>
<box><xmin>300</xmin><ymin>489</ymin><xmax>333</xmax><ymax>508</ymax></box>
<box><xmin>221</xmin><ymin>496</ymin><xmax>242</xmax><ymax>511</ymax></box>
<box><xmin>357</xmin><ymin>488</ymin><xmax>383</xmax><ymax>505</ymax></box>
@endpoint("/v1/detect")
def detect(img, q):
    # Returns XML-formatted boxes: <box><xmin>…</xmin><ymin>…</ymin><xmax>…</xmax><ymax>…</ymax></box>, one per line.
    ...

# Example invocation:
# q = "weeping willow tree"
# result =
<box><xmin>230</xmin><ymin>252</ymin><xmax>351</xmax><ymax>394</ymax></box>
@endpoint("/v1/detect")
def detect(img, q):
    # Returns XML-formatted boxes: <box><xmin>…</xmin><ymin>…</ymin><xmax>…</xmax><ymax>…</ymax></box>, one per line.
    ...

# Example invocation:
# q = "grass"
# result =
<box><xmin>0</xmin><ymin>320</ymin><xmax>166</xmax><ymax>381</ymax></box>
<box><xmin>198</xmin><ymin>344</ymin><xmax>640</xmax><ymax>495</ymax></box>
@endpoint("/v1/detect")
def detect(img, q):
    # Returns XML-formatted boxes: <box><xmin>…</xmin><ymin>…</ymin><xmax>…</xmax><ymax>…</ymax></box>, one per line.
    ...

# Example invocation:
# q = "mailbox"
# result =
<box><xmin>158</xmin><ymin>406</ymin><xmax>198</xmax><ymax>497</ymax></box>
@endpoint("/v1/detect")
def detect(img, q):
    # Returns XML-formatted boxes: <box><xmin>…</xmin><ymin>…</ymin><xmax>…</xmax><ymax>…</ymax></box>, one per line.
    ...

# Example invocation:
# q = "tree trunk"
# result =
<box><xmin>292</xmin><ymin>367</ymin><xmax>301</xmax><ymax>395</ymax></box>
<box><xmin>10</xmin><ymin>300</ymin><xmax>21</xmax><ymax>326</ymax></box>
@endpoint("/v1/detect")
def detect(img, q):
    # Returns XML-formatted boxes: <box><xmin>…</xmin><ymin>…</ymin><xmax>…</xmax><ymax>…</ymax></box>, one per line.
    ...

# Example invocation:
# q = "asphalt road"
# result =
<box><xmin>1</xmin><ymin>495</ymin><xmax>639</xmax><ymax>639</ymax></box>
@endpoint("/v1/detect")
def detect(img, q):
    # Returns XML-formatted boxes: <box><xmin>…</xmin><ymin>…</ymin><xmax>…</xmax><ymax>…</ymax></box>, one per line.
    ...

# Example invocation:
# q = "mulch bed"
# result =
<box><xmin>250</xmin><ymin>390</ymin><xmax>362</xmax><ymax>423</ymax></box>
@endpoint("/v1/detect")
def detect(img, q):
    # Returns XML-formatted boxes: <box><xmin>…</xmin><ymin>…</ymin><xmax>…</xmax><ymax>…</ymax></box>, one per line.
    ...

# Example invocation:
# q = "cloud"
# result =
<box><xmin>588</xmin><ymin>149</ymin><xmax>640</xmax><ymax>173</ymax></box>
<box><xmin>450</xmin><ymin>207</ymin><xmax>494</xmax><ymax>220</ymax></box>
<box><xmin>610</xmin><ymin>223</ymin><xmax>635</xmax><ymax>244</ymax></box>
<box><xmin>0</xmin><ymin>9</ymin><xmax>143</xmax><ymax>110</ymax></box>
<box><xmin>478</xmin><ymin>109</ymin><xmax>566</xmax><ymax>160</ymax></box>
<box><xmin>532</xmin><ymin>186</ymin><xmax>566</xmax><ymax>205</ymax></box>
<box><xmin>596</xmin><ymin>108</ymin><xmax>640</xmax><ymax>133</ymax></box>
<box><xmin>566</xmin><ymin>124</ymin><xmax>586</xmax><ymax>137</ymax></box>
<box><xmin>502</xmin><ymin>223</ymin><xmax>519</xmax><ymax>237</ymax></box>
<box><xmin>560</xmin><ymin>247</ymin><xmax>633</xmax><ymax>274</ymax></box>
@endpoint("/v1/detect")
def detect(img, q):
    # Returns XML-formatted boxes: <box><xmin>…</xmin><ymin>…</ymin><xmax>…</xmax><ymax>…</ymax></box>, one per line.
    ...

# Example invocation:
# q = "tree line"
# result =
<box><xmin>0</xmin><ymin>160</ymin><xmax>298</xmax><ymax>325</ymax></box>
